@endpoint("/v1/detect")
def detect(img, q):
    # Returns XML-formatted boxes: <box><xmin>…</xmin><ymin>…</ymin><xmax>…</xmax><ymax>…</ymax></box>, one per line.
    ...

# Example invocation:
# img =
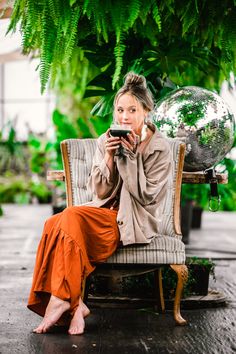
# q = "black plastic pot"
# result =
<box><xmin>188</xmin><ymin>264</ymin><xmax>210</xmax><ymax>296</ymax></box>
<box><xmin>52</xmin><ymin>206</ymin><xmax>65</xmax><ymax>215</ymax></box>
<box><xmin>191</xmin><ymin>206</ymin><xmax>203</xmax><ymax>229</ymax></box>
<box><xmin>181</xmin><ymin>200</ymin><xmax>193</xmax><ymax>244</ymax></box>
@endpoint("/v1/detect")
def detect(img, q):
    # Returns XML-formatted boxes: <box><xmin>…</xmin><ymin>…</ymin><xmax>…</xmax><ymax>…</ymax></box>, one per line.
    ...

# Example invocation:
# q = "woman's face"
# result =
<box><xmin>114</xmin><ymin>93</ymin><xmax>147</xmax><ymax>135</ymax></box>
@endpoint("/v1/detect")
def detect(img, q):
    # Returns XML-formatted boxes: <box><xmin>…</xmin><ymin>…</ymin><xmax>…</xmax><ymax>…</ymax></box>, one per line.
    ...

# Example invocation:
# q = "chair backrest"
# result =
<box><xmin>61</xmin><ymin>138</ymin><xmax>185</xmax><ymax>236</ymax></box>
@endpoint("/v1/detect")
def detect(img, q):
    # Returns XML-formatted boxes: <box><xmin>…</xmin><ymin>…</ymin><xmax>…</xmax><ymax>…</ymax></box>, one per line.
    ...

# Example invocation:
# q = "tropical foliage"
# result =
<box><xmin>6</xmin><ymin>0</ymin><xmax>236</xmax><ymax>210</ymax></box>
<box><xmin>8</xmin><ymin>0</ymin><xmax>236</xmax><ymax>108</ymax></box>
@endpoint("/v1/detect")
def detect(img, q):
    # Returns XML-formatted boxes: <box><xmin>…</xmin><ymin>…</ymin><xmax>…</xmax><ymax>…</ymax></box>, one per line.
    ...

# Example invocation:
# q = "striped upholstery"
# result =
<box><xmin>62</xmin><ymin>138</ymin><xmax>185</xmax><ymax>265</ymax></box>
<box><xmin>65</xmin><ymin>139</ymin><xmax>97</xmax><ymax>206</ymax></box>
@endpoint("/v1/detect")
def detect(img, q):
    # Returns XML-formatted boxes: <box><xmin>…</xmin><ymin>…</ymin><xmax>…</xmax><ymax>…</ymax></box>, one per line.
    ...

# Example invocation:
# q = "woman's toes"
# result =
<box><xmin>33</xmin><ymin>324</ymin><xmax>44</xmax><ymax>333</ymax></box>
<box><xmin>68</xmin><ymin>317</ymin><xmax>85</xmax><ymax>335</ymax></box>
<box><xmin>68</xmin><ymin>325</ymin><xmax>84</xmax><ymax>335</ymax></box>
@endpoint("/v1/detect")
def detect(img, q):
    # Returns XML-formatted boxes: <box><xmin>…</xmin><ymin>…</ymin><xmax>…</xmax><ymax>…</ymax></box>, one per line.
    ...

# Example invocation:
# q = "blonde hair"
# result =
<box><xmin>114</xmin><ymin>72</ymin><xmax>154</xmax><ymax>111</ymax></box>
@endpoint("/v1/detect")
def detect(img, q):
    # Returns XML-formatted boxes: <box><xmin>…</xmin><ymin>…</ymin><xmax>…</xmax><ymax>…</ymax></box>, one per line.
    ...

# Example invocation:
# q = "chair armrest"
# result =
<box><xmin>47</xmin><ymin>170</ymin><xmax>65</xmax><ymax>181</ymax></box>
<box><xmin>46</xmin><ymin>170</ymin><xmax>228</xmax><ymax>184</ymax></box>
<box><xmin>182</xmin><ymin>172</ymin><xmax>228</xmax><ymax>184</ymax></box>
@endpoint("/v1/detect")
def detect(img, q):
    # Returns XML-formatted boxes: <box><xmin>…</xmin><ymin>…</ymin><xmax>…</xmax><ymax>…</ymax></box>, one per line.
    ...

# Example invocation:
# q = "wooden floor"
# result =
<box><xmin>0</xmin><ymin>204</ymin><xmax>236</xmax><ymax>354</ymax></box>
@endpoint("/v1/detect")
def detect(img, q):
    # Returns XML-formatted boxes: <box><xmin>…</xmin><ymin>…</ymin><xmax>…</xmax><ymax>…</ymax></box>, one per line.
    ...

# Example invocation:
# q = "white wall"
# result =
<box><xmin>0</xmin><ymin>18</ymin><xmax>55</xmax><ymax>141</ymax></box>
<box><xmin>0</xmin><ymin>59</ymin><xmax>55</xmax><ymax>141</ymax></box>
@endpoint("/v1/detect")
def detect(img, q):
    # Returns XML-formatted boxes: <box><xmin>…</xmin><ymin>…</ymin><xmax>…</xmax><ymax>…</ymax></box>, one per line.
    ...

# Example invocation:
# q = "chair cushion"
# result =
<box><xmin>106</xmin><ymin>235</ymin><xmax>185</xmax><ymax>265</ymax></box>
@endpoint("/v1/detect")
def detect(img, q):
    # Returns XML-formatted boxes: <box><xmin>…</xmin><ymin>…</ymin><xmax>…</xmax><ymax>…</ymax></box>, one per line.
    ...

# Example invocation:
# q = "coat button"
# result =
<box><xmin>118</xmin><ymin>221</ymin><xmax>123</xmax><ymax>225</ymax></box>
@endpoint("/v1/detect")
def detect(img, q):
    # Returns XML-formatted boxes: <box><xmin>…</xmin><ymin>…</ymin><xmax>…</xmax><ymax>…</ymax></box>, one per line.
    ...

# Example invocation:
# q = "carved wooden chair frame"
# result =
<box><xmin>61</xmin><ymin>139</ymin><xmax>188</xmax><ymax>325</ymax></box>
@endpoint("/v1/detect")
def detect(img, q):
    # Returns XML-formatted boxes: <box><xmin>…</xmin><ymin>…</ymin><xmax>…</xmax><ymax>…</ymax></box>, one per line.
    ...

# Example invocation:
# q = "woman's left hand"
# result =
<box><xmin>120</xmin><ymin>130</ymin><xmax>138</xmax><ymax>153</ymax></box>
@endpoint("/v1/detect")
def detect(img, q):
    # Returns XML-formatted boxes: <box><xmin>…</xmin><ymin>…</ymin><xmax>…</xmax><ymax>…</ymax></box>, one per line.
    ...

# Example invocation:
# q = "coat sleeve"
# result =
<box><xmin>116</xmin><ymin>139</ymin><xmax>171</xmax><ymax>206</ymax></box>
<box><xmin>87</xmin><ymin>135</ymin><xmax>117</xmax><ymax>199</ymax></box>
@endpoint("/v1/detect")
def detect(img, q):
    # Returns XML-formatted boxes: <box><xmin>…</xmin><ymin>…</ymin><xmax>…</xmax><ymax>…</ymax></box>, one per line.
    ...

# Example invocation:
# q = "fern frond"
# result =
<box><xmin>63</xmin><ymin>5</ymin><xmax>81</xmax><ymax>64</ymax></box>
<box><xmin>6</xmin><ymin>0</ymin><xmax>26</xmax><ymax>33</ymax></box>
<box><xmin>110</xmin><ymin>1</ymin><xmax>126</xmax><ymax>42</ymax></box>
<box><xmin>101</xmin><ymin>16</ymin><xmax>109</xmax><ymax>43</ymax></box>
<box><xmin>152</xmin><ymin>1</ymin><xmax>161</xmax><ymax>31</ymax></box>
<box><xmin>50</xmin><ymin>29</ymin><xmax>64</xmax><ymax>86</ymax></box>
<box><xmin>220</xmin><ymin>10</ymin><xmax>236</xmax><ymax>66</ymax></box>
<box><xmin>48</xmin><ymin>0</ymin><xmax>61</xmax><ymax>26</ymax></box>
<box><xmin>194</xmin><ymin>0</ymin><xmax>199</xmax><ymax>14</ymax></box>
<box><xmin>40</xmin><ymin>6</ymin><xmax>56</xmax><ymax>93</ymax></box>
<box><xmin>82</xmin><ymin>0</ymin><xmax>91</xmax><ymax>16</ymax></box>
<box><xmin>139</xmin><ymin>2</ymin><xmax>152</xmax><ymax>24</ymax></box>
<box><xmin>82</xmin><ymin>0</ymin><xmax>105</xmax><ymax>41</ymax></box>
<box><xmin>22</xmin><ymin>22</ymin><xmax>33</xmax><ymax>53</ymax></box>
<box><xmin>127</xmin><ymin>0</ymin><xmax>141</xmax><ymax>27</ymax></box>
<box><xmin>112</xmin><ymin>37</ymin><xmax>126</xmax><ymax>89</ymax></box>
<box><xmin>181</xmin><ymin>0</ymin><xmax>199</xmax><ymax>36</ymax></box>
<box><xmin>69</xmin><ymin>0</ymin><xmax>77</xmax><ymax>6</ymax></box>
<box><xmin>21</xmin><ymin>0</ymin><xmax>42</xmax><ymax>52</ymax></box>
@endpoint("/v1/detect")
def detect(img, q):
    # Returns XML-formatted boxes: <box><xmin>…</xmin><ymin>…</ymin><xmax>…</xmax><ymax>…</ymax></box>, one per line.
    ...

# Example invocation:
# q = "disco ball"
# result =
<box><xmin>153</xmin><ymin>86</ymin><xmax>235</xmax><ymax>171</ymax></box>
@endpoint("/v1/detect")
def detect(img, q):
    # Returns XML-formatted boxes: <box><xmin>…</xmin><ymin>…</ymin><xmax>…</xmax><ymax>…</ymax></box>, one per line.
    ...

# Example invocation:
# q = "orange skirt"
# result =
<box><xmin>27</xmin><ymin>206</ymin><xmax>119</xmax><ymax>317</ymax></box>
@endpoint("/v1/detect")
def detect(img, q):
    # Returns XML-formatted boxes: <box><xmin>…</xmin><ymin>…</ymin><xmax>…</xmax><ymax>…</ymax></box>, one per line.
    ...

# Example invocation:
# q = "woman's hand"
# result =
<box><xmin>104</xmin><ymin>129</ymin><xmax>121</xmax><ymax>157</ymax></box>
<box><xmin>120</xmin><ymin>130</ymin><xmax>138</xmax><ymax>153</ymax></box>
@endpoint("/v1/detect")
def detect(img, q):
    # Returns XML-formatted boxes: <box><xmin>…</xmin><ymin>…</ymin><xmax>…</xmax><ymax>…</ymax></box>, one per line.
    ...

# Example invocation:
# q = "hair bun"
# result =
<box><xmin>124</xmin><ymin>72</ymin><xmax>147</xmax><ymax>89</ymax></box>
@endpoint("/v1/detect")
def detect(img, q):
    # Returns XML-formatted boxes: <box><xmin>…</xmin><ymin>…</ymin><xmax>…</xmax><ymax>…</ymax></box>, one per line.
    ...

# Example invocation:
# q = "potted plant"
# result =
<box><xmin>186</xmin><ymin>257</ymin><xmax>216</xmax><ymax>296</ymax></box>
<box><xmin>162</xmin><ymin>257</ymin><xmax>216</xmax><ymax>299</ymax></box>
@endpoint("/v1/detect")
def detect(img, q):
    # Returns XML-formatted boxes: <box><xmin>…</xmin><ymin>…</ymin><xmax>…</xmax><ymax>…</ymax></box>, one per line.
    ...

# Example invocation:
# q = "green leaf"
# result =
<box><xmin>70</xmin><ymin>0</ymin><xmax>77</xmax><ymax>5</ymax></box>
<box><xmin>91</xmin><ymin>93</ymin><xmax>115</xmax><ymax>117</ymax></box>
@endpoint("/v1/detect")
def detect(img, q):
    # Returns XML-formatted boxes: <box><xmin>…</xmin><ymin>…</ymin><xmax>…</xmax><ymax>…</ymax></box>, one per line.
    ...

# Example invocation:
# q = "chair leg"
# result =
<box><xmin>154</xmin><ymin>268</ymin><xmax>165</xmax><ymax>313</ymax></box>
<box><xmin>170</xmin><ymin>264</ymin><xmax>188</xmax><ymax>326</ymax></box>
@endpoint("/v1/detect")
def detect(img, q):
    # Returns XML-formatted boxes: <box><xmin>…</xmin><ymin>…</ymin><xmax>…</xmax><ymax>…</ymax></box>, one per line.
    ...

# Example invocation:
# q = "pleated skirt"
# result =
<box><xmin>27</xmin><ymin>206</ymin><xmax>119</xmax><ymax>317</ymax></box>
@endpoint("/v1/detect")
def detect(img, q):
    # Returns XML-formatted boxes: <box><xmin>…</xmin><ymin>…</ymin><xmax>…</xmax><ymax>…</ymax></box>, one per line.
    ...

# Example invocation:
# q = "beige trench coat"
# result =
<box><xmin>86</xmin><ymin>124</ymin><xmax>171</xmax><ymax>246</ymax></box>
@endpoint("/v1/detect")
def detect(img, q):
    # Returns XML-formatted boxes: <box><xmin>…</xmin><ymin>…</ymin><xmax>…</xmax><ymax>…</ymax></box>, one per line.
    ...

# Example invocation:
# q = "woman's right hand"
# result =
<box><xmin>104</xmin><ymin>129</ymin><xmax>121</xmax><ymax>157</ymax></box>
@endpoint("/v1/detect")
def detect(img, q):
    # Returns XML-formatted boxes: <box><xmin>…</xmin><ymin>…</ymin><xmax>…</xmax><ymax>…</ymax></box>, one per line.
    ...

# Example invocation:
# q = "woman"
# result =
<box><xmin>28</xmin><ymin>72</ymin><xmax>171</xmax><ymax>335</ymax></box>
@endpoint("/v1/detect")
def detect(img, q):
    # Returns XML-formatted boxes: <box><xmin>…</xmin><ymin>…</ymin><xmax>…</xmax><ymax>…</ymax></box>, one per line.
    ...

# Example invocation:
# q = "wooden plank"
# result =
<box><xmin>182</xmin><ymin>171</ymin><xmax>228</xmax><ymax>184</ymax></box>
<box><xmin>47</xmin><ymin>170</ymin><xmax>228</xmax><ymax>184</ymax></box>
<box><xmin>47</xmin><ymin>170</ymin><xmax>65</xmax><ymax>181</ymax></box>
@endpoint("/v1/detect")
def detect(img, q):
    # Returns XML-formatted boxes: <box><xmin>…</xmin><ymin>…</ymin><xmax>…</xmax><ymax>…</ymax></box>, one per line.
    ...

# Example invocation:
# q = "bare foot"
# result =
<box><xmin>33</xmin><ymin>295</ymin><xmax>70</xmax><ymax>334</ymax></box>
<box><xmin>68</xmin><ymin>298</ymin><xmax>90</xmax><ymax>335</ymax></box>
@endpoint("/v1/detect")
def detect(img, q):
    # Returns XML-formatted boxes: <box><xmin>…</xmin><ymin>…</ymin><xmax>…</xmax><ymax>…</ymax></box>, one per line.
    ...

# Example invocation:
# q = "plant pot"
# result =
<box><xmin>188</xmin><ymin>264</ymin><xmax>210</xmax><ymax>296</ymax></box>
<box><xmin>191</xmin><ymin>206</ymin><xmax>203</xmax><ymax>229</ymax></box>
<box><xmin>181</xmin><ymin>200</ymin><xmax>193</xmax><ymax>244</ymax></box>
<box><xmin>52</xmin><ymin>206</ymin><xmax>65</xmax><ymax>215</ymax></box>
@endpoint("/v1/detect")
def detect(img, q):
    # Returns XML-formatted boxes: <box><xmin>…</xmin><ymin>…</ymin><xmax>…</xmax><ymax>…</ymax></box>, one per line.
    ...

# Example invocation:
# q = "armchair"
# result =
<box><xmin>61</xmin><ymin>137</ymin><xmax>188</xmax><ymax>325</ymax></box>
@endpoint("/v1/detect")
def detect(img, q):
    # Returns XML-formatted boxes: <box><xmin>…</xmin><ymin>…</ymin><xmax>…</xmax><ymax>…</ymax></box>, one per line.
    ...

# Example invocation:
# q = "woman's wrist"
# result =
<box><xmin>104</xmin><ymin>152</ymin><xmax>115</xmax><ymax>176</ymax></box>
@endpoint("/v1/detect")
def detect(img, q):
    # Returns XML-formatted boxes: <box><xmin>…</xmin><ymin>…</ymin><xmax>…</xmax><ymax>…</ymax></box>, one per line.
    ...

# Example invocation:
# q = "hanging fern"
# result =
<box><xmin>112</xmin><ymin>36</ymin><xmax>126</xmax><ymax>89</ymax></box>
<box><xmin>7</xmin><ymin>0</ymin><xmax>162</xmax><ymax>92</ymax></box>
<box><xmin>82</xmin><ymin>0</ymin><xmax>91</xmax><ymax>17</ymax></box>
<box><xmin>127</xmin><ymin>0</ymin><xmax>141</xmax><ymax>27</ymax></box>
<box><xmin>21</xmin><ymin>0</ymin><xmax>41</xmax><ymax>52</ymax></box>
<box><xmin>152</xmin><ymin>0</ymin><xmax>162</xmax><ymax>31</ymax></box>
<box><xmin>40</xmin><ymin>6</ymin><xmax>57</xmax><ymax>93</ymax></box>
<box><xmin>7</xmin><ymin>0</ymin><xmax>26</xmax><ymax>33</ymax></box>
<box><xmin>7</xmin><ymin>0</ymin><xmax>236</xmax><ymax>96</ymax></box>
<box><xmin>110</xmin><ymin>0</ymin><xmax>126</xmax><ymax>43</ymax></box>
<box><xmin>180</xmin><ymin>0</ymin><xmax>199</xmax><ymax>36</ymax></box>
<box><xmin>138</xmin><ymin>2</ymin><xmax>152</xmax><ymax>25</ymax></box>
<box><xmin>63</xmin><ymin>5</ymin><xmax>81</xmax><ymax>64</ymax></box>
<box><xmin>48</xmin><ymin>0</ymin><xmax>60</xmax><ymax>26</ymax></box>
<box><xmin>221</xmin><ymin>9</ymin><xmax>236</xmax><ymax>70</ymax></box>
